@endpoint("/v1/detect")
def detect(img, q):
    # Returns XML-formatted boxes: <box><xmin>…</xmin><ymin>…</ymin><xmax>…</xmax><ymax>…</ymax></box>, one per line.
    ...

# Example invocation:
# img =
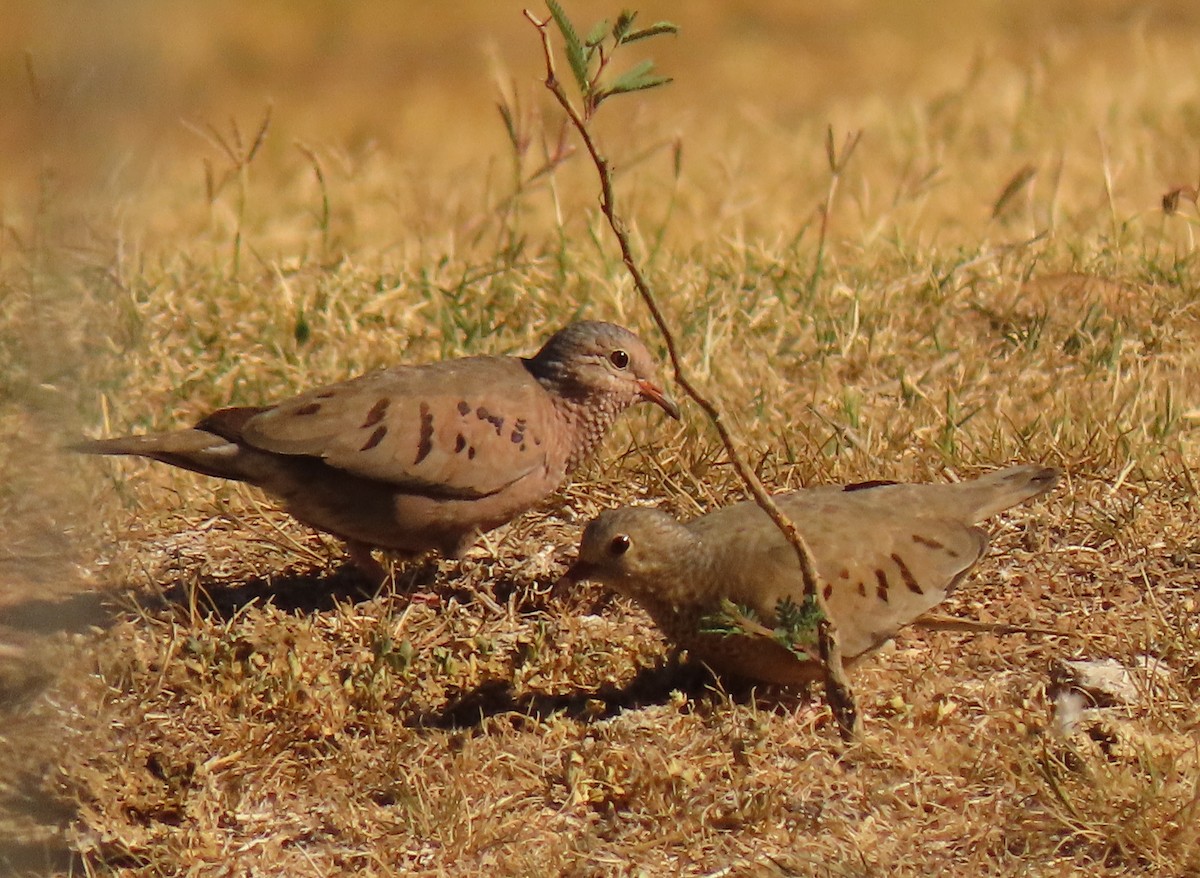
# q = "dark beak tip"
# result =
<box><xmin>557</xmin><ymin>563</ymin><xmax>578</xmax><ymax>587</ymax></box>
<box><xmin>640</xmin><ymin>381</ymin><xmax>681</xmax><ymax>420</ymax></box>
<box><xmin>553</xmin><ymin>567</ymin><xmax>586</xmax><ymax>599</ymax></box>
<box><xmin>558</xmin><ymin>560</ymin><xmax>594</xmax><ymax>589</ymax></box>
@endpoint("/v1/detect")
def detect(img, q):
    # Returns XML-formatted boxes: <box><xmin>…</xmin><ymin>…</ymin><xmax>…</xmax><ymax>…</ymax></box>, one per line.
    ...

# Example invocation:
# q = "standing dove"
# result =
<box><xmin>76</xmin><ymin>321</ymin><xmax>679</xmax><ymax>581</ymax></box>
<box><xmin>564</xmin><ymin>465</ymin><xmax>1059</xmax><ymax>684</ymax></box>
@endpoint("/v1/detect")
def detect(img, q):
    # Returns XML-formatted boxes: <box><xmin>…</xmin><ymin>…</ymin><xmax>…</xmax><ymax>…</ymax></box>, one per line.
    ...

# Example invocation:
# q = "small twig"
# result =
<box><xmin>182</xmin><ymin>106</ymin><xmax>273</xmax><ymax>276</ymax></box>
<box><xmin>525</xmin><ymin>8</ymin><xmax>861</xmax><ymax>740</ymax></box>
<box><xmin>808</xmin><ymin>125</ymin><xmax>862</xmax><ymax>297</ymax></box>
<box><xmin>1096</xmin><ymin>129</ymin><xmax>1119</xmax><ymax>243</ymax></box>
<box><xmin>991</xmin><ymin>163</ymin><xmax>1038</xmax><ymax>220</ymax></box>
<box><xmin>294</xmin><ymin>141</ymin><xmax>331</xmax><ymax>255</ymax></box>
<box><xmin>913</xmin><ymin>615</ymin><xmax>1064</xmax><ymax>637</ymax></box>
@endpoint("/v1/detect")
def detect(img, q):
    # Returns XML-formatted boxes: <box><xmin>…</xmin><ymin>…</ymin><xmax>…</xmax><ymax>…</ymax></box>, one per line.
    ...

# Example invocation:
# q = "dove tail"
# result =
<box><xmin>70</xmin><ymin>430</ymin><xmax>252</xmax><ymax>483</ymax></box>
<box><xmin>960</xmin><ymin>464</ymin><xmax>1060</xmax><ymax>522</ymax></box>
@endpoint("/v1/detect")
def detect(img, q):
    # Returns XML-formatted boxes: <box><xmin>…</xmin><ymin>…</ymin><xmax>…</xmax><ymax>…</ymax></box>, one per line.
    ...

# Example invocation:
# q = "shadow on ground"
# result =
<box><xmin>146</xmin><ymin>557</ymin><xmax>560</xmax><ymax>620</ymax></box>
<box><xmin>145</xmin><ymin>556</ymin><xmax>449</xmax><ymax>618</ymax></box>
<box><xmin>0</xmin><ymin>558</ymin><xmax>98</xmax><ymax>878</ymax></box>
<box><xmin>414</xmin><ymin>660</ymin><xmax>816</xmax><ymax>730</ymax></box>
<box><xmin>0</xmin><ymin>774</ymin><xmax>82</xmax><ymax>877</ymax></box>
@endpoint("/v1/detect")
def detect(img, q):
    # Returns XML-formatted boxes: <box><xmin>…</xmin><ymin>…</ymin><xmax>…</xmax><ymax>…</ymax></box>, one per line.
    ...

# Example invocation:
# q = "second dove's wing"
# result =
<box><xmin>691</xmin><ymin>490</ymin><xmax>988</xmax><ymax>657</ymax></box>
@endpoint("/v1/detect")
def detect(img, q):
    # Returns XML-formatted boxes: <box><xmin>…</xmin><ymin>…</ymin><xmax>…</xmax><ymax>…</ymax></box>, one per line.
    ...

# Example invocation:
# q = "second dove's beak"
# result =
<box><xmin>553</xmin><ymin>558</ymin><xmax>596</xmax><ymax>598</ymax></box>
<box><xmin>557</xmin><ymin>558</ymin><xmax>596</xmax><ymax>589</ymax></box>
<box><xmin>637</xmin><ymin>380</ymin><xmax>681</xmax><ymax>420</ymax></box>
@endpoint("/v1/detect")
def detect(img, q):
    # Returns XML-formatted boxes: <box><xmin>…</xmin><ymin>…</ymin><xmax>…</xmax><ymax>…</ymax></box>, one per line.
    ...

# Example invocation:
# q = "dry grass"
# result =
<box><xmin>4</xmin><ymin>0</ymin><xmax>1200</xmax><ymax>875</ymax></box>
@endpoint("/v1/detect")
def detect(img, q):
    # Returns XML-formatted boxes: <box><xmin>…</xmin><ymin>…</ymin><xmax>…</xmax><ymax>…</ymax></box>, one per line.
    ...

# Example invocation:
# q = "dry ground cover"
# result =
<box><xmin>3</xmin><ymin>1</ymin><xmax>1200</xmax><ymax>875</ymax></box>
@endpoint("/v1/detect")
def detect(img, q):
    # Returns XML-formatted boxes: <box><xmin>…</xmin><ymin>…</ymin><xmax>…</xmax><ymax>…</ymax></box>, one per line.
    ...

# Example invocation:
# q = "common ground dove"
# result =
<box><xmin>565</xmin><ymin>465</ymin><xmax>1059</xmax><ymax>684</ymax></box>
<box><xmin>76</xmin><ymin>321</ymin><xmax>679</xmax><ymax>581</ymax></box>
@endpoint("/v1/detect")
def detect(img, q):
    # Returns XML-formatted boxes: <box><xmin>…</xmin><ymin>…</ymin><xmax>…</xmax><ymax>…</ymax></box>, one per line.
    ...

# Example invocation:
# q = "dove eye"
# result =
<box><xmin>609</xmin><ymin>349</ymin><xmax>630</xmax><ymax>369</ymax></box>
<box><xmin>608</xmin><ymin>534</ymin><xmax>632</xmax><ymax>556</ymax></box>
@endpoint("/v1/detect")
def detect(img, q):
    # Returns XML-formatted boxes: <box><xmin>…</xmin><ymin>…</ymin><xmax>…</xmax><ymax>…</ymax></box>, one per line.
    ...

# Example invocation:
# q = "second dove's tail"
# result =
<box><xmin>956</xmin><ymin>464</ymin><xmax>1060</xmax><ymax>522</ymax></box>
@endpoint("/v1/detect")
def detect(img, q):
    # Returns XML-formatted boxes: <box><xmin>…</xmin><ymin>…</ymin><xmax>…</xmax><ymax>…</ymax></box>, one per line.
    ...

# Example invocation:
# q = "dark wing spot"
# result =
<box><xmin>874</xmin><ymin>569</ymin><xmax>890</xmax><ymax>603</ymax></box>
<box><xmin>822</xmin><ymin>583</ymin><xmax>834</xmax><ymax>601</ymax></box>
<box><xmin>316</xmin><ymin>390</ymin><xmax>338</xmax><ymax>399</ymax></box>
<box><xmin>890</xmin><ymin>553</ymin><xmax>924</xmax><ymax>595</ymax></box>
<box><xmin>510</xmin><ymin>429</ymin><xmax>525</xmax><ymax>444</ymax></box>
<box><xmin>519</xmin><ymin>443</ymin><xmax>527</xmax><ymax>452</ymax></box>
<box><xmin>837</xmin><ymin>568</ymin><xmax>850</xmax><ymax>579</ymax></box>
<box><xmin>457</xmin><ymin>401</ymin><xmax>471</xmax><ymax>416</ymax></box>
<box><xmin>361</xmin><ymin>425</ymin><xmax>388</xmax><ymax>452</ymax></box>
<box><xmin>856</xmin><ymin>582</ymin><xmax>867</xmax><ymax>597</ymax></box>
<box><xmin>294</xmin><ymin>402</ymin><xmax>322</xmax><ymax>416</ymax></box>
<box><xmin>454</xmin><ymin>434</ymin><xmax>467</xmax><ymax>453</ymax></box>
<box><xmin>361</xmin><ymin>397</ymin><xmax>390</xmax><ymax>429</ymax></box>
<box><xmin>476</xmin><ymin>406</ymin><xmax>505</xmax><ymax>435</ymax></box>
<box><xmin>912</xmin><ymin>533</ymin><xmax>945</xmax><ymax>550</ymax></box>
<box><xmin>843</xmin><ymin>479</ymin><xmax>899</xmax><ymax>492</ymax></box>
<box><xmin>413</xmin><ymin>402</ymin><xmax>434</xmax><ymax>465</ymax></box>
<box><xmin>467</xmin><ymin>446</ymin><xmax>476</xmax><ymax>460</ymax></box>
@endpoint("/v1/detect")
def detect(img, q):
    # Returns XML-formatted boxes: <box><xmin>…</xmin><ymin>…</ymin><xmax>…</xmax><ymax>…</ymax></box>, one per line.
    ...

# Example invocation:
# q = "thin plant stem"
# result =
<box><xmin>525</xmin><ymin>7</ymin><xmax>862</xmax><ymax>741</ymax></box>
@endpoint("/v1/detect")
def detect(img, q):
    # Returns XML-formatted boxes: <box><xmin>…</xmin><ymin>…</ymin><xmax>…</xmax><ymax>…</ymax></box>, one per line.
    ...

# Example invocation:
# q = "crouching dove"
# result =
<box><xmin>563</xmin><ymin>465</ymin><xmax>1059</xmax><ymax>684</ymax></box>
<box><xmin>75</xmin><ymin>321</ymin><xmax>679</xmax><ymax>581</ymax></box>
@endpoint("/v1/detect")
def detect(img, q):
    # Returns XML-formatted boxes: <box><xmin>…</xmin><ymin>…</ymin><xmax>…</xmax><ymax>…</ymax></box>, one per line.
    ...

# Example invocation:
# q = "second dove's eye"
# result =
<box><xmin>609</xmin><ymin>534</ymin><xmax>632</xmax><ymax>556</ymax></box>
<box><xmin>609</xmin><ymin>349</ymin><xmax>630</xmax><ymax>369</ymax></box>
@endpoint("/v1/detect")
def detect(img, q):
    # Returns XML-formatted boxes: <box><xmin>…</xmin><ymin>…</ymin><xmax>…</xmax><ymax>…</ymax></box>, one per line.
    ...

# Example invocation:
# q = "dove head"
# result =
<box><xmin>526</xmin><ymin>323</ymin><xmax>679</xmax><ymax>465</ymax></box>
<box><xmin>564</xmin><ymin>506</ymin><xmax>700</xmax><ymax>606</ymax></box>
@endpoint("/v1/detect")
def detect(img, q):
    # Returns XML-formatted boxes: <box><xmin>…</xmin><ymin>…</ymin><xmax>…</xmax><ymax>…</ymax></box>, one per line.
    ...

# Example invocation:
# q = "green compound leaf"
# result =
<box><xmin>698</xmin><ymin>595</ymin><xmax>825</xmax><ymax>662</ymax></box>
<box><xmin>621</xmin><ymin>21</ymin><xmax>680</xmax><ymax>44</ymax></box>
<box><xmin>546</xmin><ymin>0</ymin><xmax>589</xmax><ymax>95</ymax></box>
<box><xmin>612</xmin><ymin>10</ymin><xmax>638</xmax><ymax>42</ymax></box>
<box><xmin>584</xmin><ymin>17</ymin><xmax>610</xmax><ymax>47</ymax></box>
<box><xmin>772</xmin><ymin>595</ymin><xmax>825</xmax><ymax>655</ymax></box>
<box><xmin>699</xmin><ymin>598</ymin><xmax>762</xmax><ymax>637</ymax></box>
<box><xmin>594</xmin><ymin>59</ymin><xmax>672</xmax><ymax>107</ymax></box>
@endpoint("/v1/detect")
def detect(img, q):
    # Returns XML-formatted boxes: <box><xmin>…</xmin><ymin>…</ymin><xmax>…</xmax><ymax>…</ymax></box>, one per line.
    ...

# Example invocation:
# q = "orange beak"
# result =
<box><xmin>637</xmin><ymin>380</ymin><xmax>681</xmax><ymax>419</ymax></box>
